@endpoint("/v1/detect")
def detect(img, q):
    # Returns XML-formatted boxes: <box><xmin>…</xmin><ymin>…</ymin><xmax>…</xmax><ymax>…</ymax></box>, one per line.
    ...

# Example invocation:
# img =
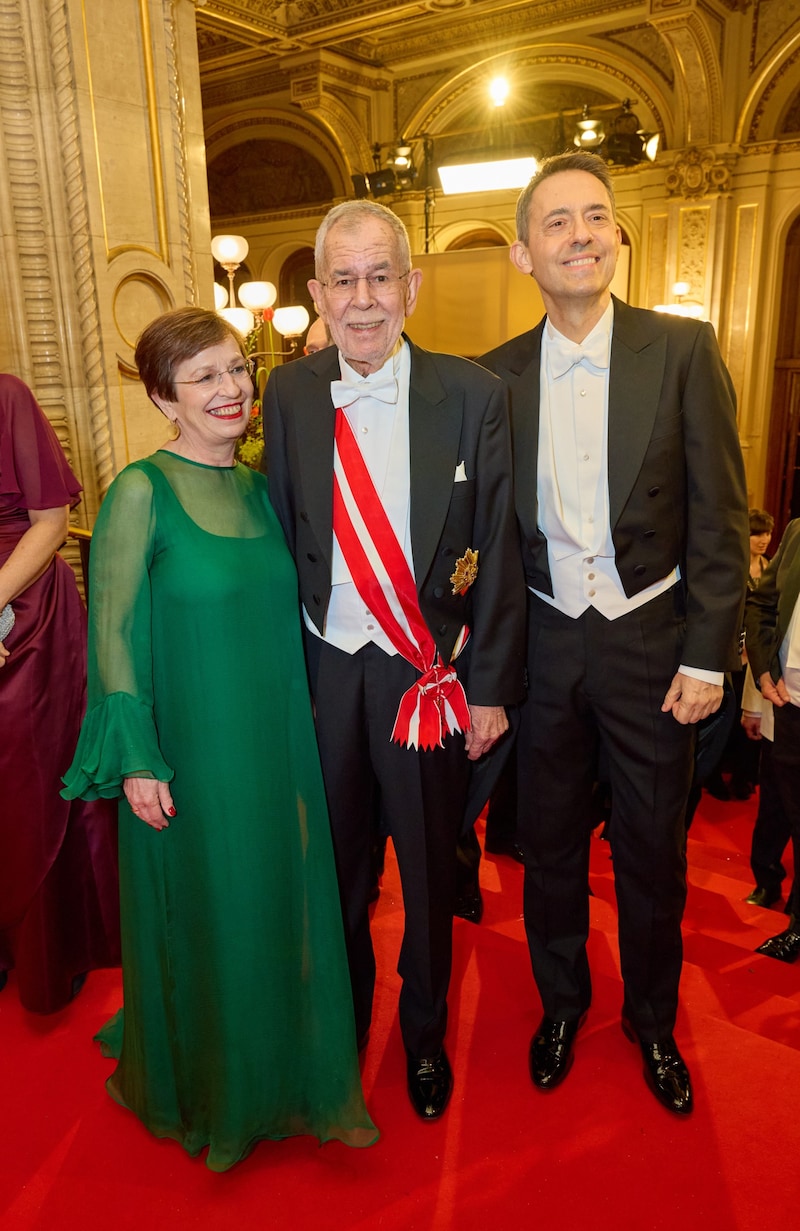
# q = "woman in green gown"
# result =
<box><xmin>63</xmin><ymin>307</ymin><xmax>377</xmax><ymax>1171</ymax></box>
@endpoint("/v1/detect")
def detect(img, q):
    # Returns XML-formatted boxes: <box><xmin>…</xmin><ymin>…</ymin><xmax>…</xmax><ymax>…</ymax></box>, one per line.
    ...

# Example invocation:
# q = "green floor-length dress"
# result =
<box><xmin>63</xmin><ymin>451</ymin><xmax>377</xmax><ymax>1171</ymax></box>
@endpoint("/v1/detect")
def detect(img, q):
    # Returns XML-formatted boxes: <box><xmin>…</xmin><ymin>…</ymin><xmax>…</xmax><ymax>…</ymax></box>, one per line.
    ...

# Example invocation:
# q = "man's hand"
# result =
<box><xmin>123</xmin><ymin>776</ymin><xmax>176</xmax><ymax>831</ymax></box>
<box><xmin>464</xmin><ymin>704</ymin><xmax>508</xmax><ymax>761</ymax></box>
<box><xmin>741</xmin><ymin>712</ymin><xmax>762</xmax><ymax>741</ymax></box>
<box><xmin>759</xmin><ymin>671</ymin><xmax>790</xmax><ymax>708</ymax></box>
<box><xmin>661</xmin><ymin>672</ymin><xmax>723</xmax><ymax>725</ymax></box>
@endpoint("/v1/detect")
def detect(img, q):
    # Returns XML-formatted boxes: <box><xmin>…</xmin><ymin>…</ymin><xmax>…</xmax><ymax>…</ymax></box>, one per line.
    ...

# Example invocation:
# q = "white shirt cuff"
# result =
<box><xmin>678</xmin><ymin>664</ymin><xmax>724</xmax><ymax>686</ymax></box>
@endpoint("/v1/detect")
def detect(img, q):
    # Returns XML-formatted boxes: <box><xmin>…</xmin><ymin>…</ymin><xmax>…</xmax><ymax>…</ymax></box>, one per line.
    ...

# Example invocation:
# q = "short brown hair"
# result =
<box><xmin>134</xmin><ymin>306</ymin><xmax>245</xmax><ymax>401</ymax></box>
<box><xmin>748</xmin><ymin>508</ymin><xmax>775</xmax><ymax>535</ymax></box>
<box><xmin>515</xmin><ymin>152</ymin><xmax>616</xmax><ymax>245</ymax></box>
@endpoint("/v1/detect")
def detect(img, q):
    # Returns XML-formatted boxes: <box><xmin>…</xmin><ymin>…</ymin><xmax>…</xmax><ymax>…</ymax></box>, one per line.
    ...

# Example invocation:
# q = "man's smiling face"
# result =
<box><xmin>309</xmin><ymin>215</ymin><xmax>421</xmax><ymax>376</ymax></box>
<box><xmin>511</xmin><ymin>169</ymin><xmax>621</xmax><ymax>314</ymax></box>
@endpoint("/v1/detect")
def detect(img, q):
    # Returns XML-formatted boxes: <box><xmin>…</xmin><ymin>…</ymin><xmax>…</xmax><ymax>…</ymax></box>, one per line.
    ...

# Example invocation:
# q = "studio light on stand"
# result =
<box><xmin>604</xmin><ymin>99</ymin><xmax>661</xmax><ymax>166</ymax></box>
<box><xmin>574</xmin><ymin>105</ymin><xmax>606</xmax><ymax>152</ymax></box>
<box><xmin>437</xmin><ymin>153</ymin><xmax>539</xmax><ymax>195</ymax></box>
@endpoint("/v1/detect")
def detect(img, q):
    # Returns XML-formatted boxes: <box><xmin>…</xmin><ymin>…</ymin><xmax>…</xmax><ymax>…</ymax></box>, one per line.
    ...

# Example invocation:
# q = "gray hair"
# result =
<box><xmin>515</xmin><ymin>152</ymin><xmax>616</xmax><ymax>244</ymax></box>
<box><xmin>314</xmin><ymin>200</ymin><xmax>412</xmax><ymax>278</ymax></box>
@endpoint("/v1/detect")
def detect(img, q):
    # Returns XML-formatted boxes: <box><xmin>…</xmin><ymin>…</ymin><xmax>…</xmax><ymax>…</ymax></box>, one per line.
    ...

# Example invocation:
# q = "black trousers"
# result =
<box><xmin>518</xmin><ymin>589</ymin><xmax>695</xmax><ymax>1041</ymax></box>
<box><xmin>769</xmin><ymin>702</ymin><xmax>800</xmax><ymax>919</ymax></box>
<box><xmin>750</xmin><ymin>738</ymin><xmax>793</xmax><ymax>897</ymax></box>
<box><xmin>304</xmin><ymin>636</ymin><xmax>468</xmax><ymax>1058</ymax></box>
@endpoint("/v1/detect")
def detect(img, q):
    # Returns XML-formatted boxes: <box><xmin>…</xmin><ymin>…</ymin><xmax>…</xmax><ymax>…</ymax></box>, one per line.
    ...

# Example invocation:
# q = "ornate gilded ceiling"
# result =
<box><xmin>196</xmin><ymin>1</ymin><xmax>800</xmax><ymax>220</ymax></box>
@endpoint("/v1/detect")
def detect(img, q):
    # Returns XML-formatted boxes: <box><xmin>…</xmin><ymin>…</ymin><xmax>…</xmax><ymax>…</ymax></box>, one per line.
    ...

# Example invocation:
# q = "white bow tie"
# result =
<box><xmin>330</xmin><ymin>374</ymin><xmax>399</xmax><ymax>408</ymax></box>
<box><xmin>547</xmin><ymin>333</ymin><xmax>609</xmax><ymax>380</ymax></box>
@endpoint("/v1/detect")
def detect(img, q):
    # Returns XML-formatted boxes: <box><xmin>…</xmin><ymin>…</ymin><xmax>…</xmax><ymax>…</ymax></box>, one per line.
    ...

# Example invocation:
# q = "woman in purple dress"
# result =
<box><xmin>0</xmin><ymin>373</ymin><xmax>120</xmax><ymax>1012</ymax></box>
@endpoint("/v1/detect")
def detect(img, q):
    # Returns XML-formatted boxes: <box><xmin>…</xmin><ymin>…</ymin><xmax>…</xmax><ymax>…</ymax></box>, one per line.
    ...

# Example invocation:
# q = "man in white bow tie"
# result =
<box><xmin>264</xmin><ymin>199</ymin><xmax>525</xmax><ymax>1120</ymax></box>
<box><xmin>480</xmin><ymin>152</ymin><xmax>748</xmax><ymax>1115</ymax></box>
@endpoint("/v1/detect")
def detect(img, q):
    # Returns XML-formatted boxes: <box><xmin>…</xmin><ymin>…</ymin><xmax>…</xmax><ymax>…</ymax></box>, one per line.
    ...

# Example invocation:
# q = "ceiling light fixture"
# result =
<box><xmin>489</xmin><ymin>76</ymin><xmax>509</xmax><ymax>108</ymax></box>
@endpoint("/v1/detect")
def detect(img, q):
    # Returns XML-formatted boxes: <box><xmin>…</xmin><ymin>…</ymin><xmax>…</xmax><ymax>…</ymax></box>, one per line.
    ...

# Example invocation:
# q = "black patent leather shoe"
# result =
<box><xmin>756</xmin><ymin>926</ymin><xmax>800</xmax><ymax>963</ymax></box>
<box><xmin>745</xmin><ymin>886</ymin><xmax>781</xmax><ymax>908</ymax></box>
<box><xmin>406</xmin><ymin>1048</ymin><xmax>453</xmax><ymax>1120</ymax></box>
<box><xmin>453</xmin><ymin>887</ymin><xmax>483</xmax><ymax>924</ymax></box>
<box><xmin>622</xmin><ymin>1016</ymin><xmax>693</xmax><ymax>1115</ymax></box>
<box><xmin>529</xmin><ymin>1012</ymin><xmax>586</xmax><ymax>1090</ymax></box>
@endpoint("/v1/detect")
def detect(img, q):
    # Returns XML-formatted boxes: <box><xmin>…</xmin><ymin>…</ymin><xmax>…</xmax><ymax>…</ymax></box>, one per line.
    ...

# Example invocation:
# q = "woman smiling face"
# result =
<box><xmin>153</xmin><ymin>338</ymin><xmax>254</xmax><ymax>465</ymax></box>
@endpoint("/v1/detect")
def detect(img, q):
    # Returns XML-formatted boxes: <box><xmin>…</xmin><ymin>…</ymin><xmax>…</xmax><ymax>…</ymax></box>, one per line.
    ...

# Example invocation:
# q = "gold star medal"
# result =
<box><xmin>450</xmin><ymin>548</ymin><xmax>479</xmax><ymax>596</ymax></box>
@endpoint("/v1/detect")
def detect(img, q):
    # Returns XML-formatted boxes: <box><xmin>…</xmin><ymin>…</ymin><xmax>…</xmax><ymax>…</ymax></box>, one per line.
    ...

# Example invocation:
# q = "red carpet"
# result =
<box><xmin>2</xmin><ymin>791</ymin><xmax>799</xmax><ymax>1230</ymax></box>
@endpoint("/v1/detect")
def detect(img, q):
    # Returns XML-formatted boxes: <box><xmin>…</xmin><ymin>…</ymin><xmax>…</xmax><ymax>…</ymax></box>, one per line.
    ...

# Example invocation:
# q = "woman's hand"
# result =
<box><xmin>0</xmin><ymin>640</ymin><xmax>8</xmax><ymax>667</ymax></box>
<box><xmin>123</xmin><ymin>776</ymin><xmax>176</xmax><ymax>831</ymax></box>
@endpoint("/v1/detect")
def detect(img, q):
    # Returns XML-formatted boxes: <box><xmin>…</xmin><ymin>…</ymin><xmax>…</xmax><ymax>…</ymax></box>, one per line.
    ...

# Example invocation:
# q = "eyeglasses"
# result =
<box><xmin>174</xmin><ymin>358</ymin><xmax>254</xmax><ymax>389</ymax></box>
<box><xmin>318</xmin><ymin>272</ymin><xmax>409</xmax><ymax>299</ymax></box>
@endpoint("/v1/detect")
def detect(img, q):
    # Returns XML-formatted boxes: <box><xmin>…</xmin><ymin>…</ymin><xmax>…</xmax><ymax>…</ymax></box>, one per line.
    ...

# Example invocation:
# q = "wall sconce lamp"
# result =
<box><xmin>654</xmin><ymin>281</ymin><xmax>705</xmax><ymax>318</ymax></box>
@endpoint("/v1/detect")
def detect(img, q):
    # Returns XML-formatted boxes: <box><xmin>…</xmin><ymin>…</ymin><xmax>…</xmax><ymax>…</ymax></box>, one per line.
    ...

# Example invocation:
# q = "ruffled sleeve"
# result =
<box><xmin>62</xmin><ymin>692</ymin><xmax>172</xmax><ymax>799</ymax></box>
<box><xmin>62</xmin><ymin>462</ymin><xmax>174</xmax><ymax>800</ymax></box>
<box><xmin>0</xmin><ymin>373</ymin><xmax>82</xmax><ymax>510</ymax></box>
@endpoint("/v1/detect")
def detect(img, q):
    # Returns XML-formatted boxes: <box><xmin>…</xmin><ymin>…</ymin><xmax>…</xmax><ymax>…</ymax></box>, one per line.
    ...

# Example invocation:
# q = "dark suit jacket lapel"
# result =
<box><xmin>291</xmin><ymin>348</ymin><xmax>339</xmax><ymax>571</ymax></box>
<box><xmin>491</xmin><ymin>323</ymin><xmax>544</xmax><ymax>536</ymax></box>
<box><xmin>607</xmin><ymin>296</ymin><xmax>667</xmax><ymax>527</ymax></box>
<box><xmin>407</xmin><ymin>338</ymin><xmax>464</xmax><ymax>586</ymax></box>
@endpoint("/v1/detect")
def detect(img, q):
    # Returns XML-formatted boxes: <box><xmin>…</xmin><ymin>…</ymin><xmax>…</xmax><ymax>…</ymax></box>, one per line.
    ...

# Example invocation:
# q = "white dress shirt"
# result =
<box><xmin>304</xmin><ymin>339</ymin><xmax>411</xmax><ymax>656</ymax></box>
<box><xmin>534</xmin><ymin>301</ymin><xmax>719</xmax><ymax>685</ymax></box>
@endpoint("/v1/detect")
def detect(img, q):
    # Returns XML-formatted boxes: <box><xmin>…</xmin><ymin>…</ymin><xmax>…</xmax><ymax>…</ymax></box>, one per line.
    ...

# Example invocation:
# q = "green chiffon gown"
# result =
<box><xmin>62</xmin><ymin>451</ymin><xmax>377</xmax><ymax>1171</ymax></box>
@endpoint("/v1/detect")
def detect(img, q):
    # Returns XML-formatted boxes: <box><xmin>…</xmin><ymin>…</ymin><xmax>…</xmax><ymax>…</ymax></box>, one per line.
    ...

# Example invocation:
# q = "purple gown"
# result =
<box><xmin>0</xmin><ymin>374</ymin><xmax>120</xmax><ymax>1012</ymax></box>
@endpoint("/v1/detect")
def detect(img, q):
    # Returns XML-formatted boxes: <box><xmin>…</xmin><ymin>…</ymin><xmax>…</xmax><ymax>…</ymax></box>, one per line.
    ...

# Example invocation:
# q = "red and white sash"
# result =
<box><xmin>332</xmin><ymin>406</ymin><xmax>470</xmax><ymax>750</ymax></box>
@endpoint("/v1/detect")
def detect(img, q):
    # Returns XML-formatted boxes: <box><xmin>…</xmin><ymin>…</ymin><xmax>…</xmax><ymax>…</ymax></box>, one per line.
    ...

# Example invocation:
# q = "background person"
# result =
<box><xmin>62</xmin><ymin>307</ymin><xmax>376</xmax><ymax>1170</ymax></box>
<box><xmin>0</xmin><ymin>373</ymin><xmax>119</xmax><ymax>1012</ymax></box>
<box><xmin>704</xmin><ymin>507</ymin><xmax>775</xmax><ymax>802</ymax></box>
<box><xmin>304</xmin><ymin>315</ymin><xmax>331</xmax><ymax>354</ymax></box>
<box><xmin>745</xmin><ymin>517</ymin><xmax>800</xmax><ymax>962</ymax></box>
<box><xmin>480</xmin><ymin>152</ymin><xmax>748</xmax><ymax>1116</ymax></box>
<box><xmin>741</xmin><ymin>663</ymin><xmax>796</xmax><ymax>911</ymax></box>
<box><xmin>265</xmin><ymin>200</ymin><xmax>525</xmax><ymax>1120</ymax></box>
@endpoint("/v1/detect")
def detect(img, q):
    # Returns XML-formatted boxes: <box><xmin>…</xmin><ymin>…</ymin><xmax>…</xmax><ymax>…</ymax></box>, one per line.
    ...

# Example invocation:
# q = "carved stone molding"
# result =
<box><xmin>677</xmin><ymin>205</ymin><xmax>710</xmax><ymax>295</ymax></box>
<box><xmin>747</xmin><ymin>44</ymin><xmax>800</xmax><ymax>141</ymax></box>
<box><xmin>167</xmin><ymin>0</ymin><xmax>200</xmax><ymax>306</ymax></box>
<box><xmin>753</xmin><ymin>0</ymin><xmax>800</xmax><ymax>74</ymax></box>
<box><xmin>47</xmin><ymin>0</ymin><xmax>115</xmax><ymax>500</ymax></box>
<box><xmin>665</xmin><ymin>145</ymin><xmax>734</xmax><ymax>197</ymax></box>
<box><xmin>649</xmin><ymin>5</ymin><xmax>723</xmax><ymax>145</ymax></box>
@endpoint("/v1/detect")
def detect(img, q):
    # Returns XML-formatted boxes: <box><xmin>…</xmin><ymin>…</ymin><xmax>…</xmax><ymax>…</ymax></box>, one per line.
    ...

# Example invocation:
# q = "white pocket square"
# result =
<box><xmin>454</xmin><ymin>461</ymin><xmax>467</xmax><ymax>482</ymax></box>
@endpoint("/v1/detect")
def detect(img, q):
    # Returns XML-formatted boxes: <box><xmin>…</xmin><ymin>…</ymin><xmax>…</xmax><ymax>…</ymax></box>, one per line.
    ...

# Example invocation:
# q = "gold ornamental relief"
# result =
<box><xmin>665</xmin><ymin>147</ymin><xmax>734</xmax><ymax>199</ymax></box>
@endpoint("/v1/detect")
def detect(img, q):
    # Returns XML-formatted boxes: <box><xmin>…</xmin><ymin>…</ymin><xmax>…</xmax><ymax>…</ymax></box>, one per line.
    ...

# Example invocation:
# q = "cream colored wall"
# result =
<box><xmin>407</xmin><ymin>246</ymin><xmax>630</xmax><ymax>357</ymax></box>
<box><xmin>0</xmin><ymin>0</ymin><xmax>212</xmax><ymax>530</ymax></box>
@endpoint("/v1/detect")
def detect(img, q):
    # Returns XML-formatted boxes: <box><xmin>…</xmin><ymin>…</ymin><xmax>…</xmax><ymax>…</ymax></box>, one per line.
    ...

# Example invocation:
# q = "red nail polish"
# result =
<box><xmin>168</xmin><ymin>806</ymin><xmax>177</xmax><ymax>817</ymax></box>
